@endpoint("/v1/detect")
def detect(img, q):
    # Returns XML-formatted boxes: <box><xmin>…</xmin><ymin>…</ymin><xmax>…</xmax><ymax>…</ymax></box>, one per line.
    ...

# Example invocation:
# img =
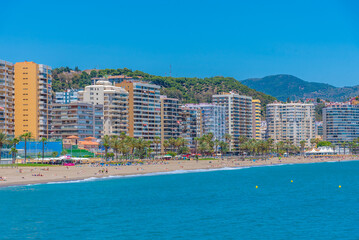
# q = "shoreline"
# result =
<box><xmin>0</xmin><ymin>156</ymin><xmax>357</xmax><ymax>188</ymax></box>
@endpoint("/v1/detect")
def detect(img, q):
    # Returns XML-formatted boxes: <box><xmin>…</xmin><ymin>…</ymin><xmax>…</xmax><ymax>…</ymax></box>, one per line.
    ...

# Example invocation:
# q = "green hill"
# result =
<box><xmin>52</xmin><ymin>67</ymin><xmax>276</xmax><ymax>107</ymax></box>
<box><xmin>241</xmin><ymin>74</ymin><xmax>336</xmax><ymax>101</ymax></box>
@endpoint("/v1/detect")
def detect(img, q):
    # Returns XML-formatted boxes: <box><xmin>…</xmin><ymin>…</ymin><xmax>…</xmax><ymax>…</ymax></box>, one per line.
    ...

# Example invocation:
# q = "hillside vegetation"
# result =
<box><xmin>52</xmin><ymin>67</ymin><xmax>276</xmax><ymax>107</ymax></box>
<box><xmin>242</xmin><ymin>74</ymin><xmax>359</xmax><ymax>102</ymax></box>
<box><xmin>242</xmin><ymin>74</ymin><xmax>336</xmax><ymax>101</ymax></box>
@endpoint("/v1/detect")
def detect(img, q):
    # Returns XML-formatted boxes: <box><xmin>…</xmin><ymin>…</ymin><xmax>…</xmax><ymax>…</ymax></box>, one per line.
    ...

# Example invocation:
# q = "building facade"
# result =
<box><xmin>179</xmin><ymin>106</ymin><xmax>202</xmax><ymax>151</ymax></box>
<box><xmin>116</xmin><ymin>80</ymin><xmax>161</xmax><ymax>143</ymax></box>
<box><xmin>184</xmin><ymin>103</ymin><xmax>226</xmax><ymax>142</ymax></box>
<box><xmin>55</xmin><ymin>89</ymin><xmax>80</xmax><ymax>104</ymax></box>
<box><xmin>91</xmin><ymin>75</ymin><xmax>137</xmax><ymax>85</ymax></box>
<box><xmin>52</xmin><ymin>102</ymin><xmax>103</xmax><ymax>140</ymax></box>
<box><xmin>160</xmin><ymin>96</ymin><xmax>180</xmax><ymax>153</ymax></box>
<box><xmin>252</xmin><ymin>99</ymin><xmax>261</xmax><ymax>140</ymax></box>
<box><xmin>266</xmin><ymin>102</ymin><xmax>315</xmax><ymax>146</ymax></box>
<box><xmin>212</xmin><ymin>92</ymin><xmax>253</xmax><ymax>151</ymax></box>
<box><xmin>0</xmin><ymin>60</ymin><xmax>15</xmax><ymax>135</ymax></box>
<box><xmin>78</xmin><ymin>80</ymin><xmax>128</xmax><ymax>136</ymax></box>
<box><xmin>323</xmin><ymin>104</ymin><xmax>359</xmax><ymax>144</ymax></box>
<box><xmin>14</xmin><ymin>61</ymin><xmax>52</xmax><ymax>139</ymax></box>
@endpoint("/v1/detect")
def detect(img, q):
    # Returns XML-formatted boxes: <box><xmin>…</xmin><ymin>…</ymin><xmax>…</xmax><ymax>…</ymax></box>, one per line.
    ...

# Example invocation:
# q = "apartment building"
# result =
<box><xmin>116</xmin><ymin>80</ymin><xmax>161</xmax><ymax>142</ymax></box>
<box><xmin>212</xmin><ymin>92</ymin><xmax>253</xmax><ymax>151</ymax></box>
<box><xmin>160</xmin><ymin>96</ymin><xmax>180</xmax><ymax>153</ymax></box>
<box><xmin>91</xmin><ymin>75</ymin><xmax>137</xmax><ymax>85</ymax></box>
<box><xmin>0</xmin><ymin>60</ymin><xmax>15</xmax><ymax>135</ymax></box>
<box><xmin>252</xmin><ymin>99</ymin><xmax>261</xmax><ymax>140</ymax></box>
<box><xmin>179</xmin><ymin>106</ymin><xmax>202</xmax><ymax>151</ymax></box>
<box><xmin>52</xmin><ymin>102</ymin><xmax>103</xmax><ymax>140</ymax></box>
<box><xmin>14</xmin><ymin>61</ymin><xmax>52</xmax><ymax>139</ymax></box>
<box><xmin>184</xmin><ymin>103</ymin><xmax>226</xmax><ymax>142</ymax></box>
<box><xmin>55</xmin><ymin>89</ymin><xmax>80</xmax><ymax>104</ymax></box>
<box><xmin>78</xmin><ymin>80</ymin><xmax>128</xmax><ymax>136</ymax></box>
<box><xmin>323</xmin><ymin>104</ymin><xmax>359</xmax><ymax>144</ymax></box>
<box><xmin>266</xmin><ymin>102</ymin><xmax>315</xmax><ymax>146</ymax></box>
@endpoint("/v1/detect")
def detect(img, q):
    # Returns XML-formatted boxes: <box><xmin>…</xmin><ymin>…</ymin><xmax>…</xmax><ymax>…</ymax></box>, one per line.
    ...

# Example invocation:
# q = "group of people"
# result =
<box><xmin>0</xmin><ymin>176</ymin><xmax>7</xmax><ymax>181</ymax></box>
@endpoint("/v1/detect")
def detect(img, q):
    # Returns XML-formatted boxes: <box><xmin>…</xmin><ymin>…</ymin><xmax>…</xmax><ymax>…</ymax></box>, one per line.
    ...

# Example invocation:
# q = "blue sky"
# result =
<box><xmin>1</xmin><ymin>0</ymin><xmax>359</xmax><ymax>86</ymax></box>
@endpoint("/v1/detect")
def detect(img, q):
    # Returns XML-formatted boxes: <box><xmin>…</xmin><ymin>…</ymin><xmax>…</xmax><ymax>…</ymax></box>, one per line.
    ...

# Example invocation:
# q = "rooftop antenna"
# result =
<box><xmin>169</xmin><ymin>64</ymin><xmax>172</xmax><ymax>77</ymax></box>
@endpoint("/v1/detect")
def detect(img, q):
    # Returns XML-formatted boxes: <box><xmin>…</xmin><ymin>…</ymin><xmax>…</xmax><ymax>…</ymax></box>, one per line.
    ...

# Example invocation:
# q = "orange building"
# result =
<box><xmin>14</xmin><ymin>61</ymin><xmax>52</xmax><ymax>139</ymax></box>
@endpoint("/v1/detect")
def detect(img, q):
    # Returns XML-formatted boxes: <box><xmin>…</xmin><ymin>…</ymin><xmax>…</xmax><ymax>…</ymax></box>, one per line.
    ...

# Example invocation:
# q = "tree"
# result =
<box><xmin>163</xmin><ymin>140</ymin><xmax>170</xmax><ymax>153</ymax></box>
<box><xmin>10</xmin><ymin>147</ymin><xmax>18</xmax><ymax>164</ymax></box>
<box><xmin>52</xmin><ymin>151</ymin><xmax>58</xmax><ymax>158</ymax></box>
<box><xmin>40</xmin><ymin>137</ymin><xmax>47</xmax><ymax>161</ymax></box>
<box><xmin>61</xmin><ymin>149</ymin><xmax>68</xmax><ymax>156</ymax></box>
<box><xmin>219</xmin><ymin>141</ymin><xmax>228</xmax><ymax>159</ymax></box>
<box><xmin>0</xmin><ymin>132</ymin><xmax>9</xmax><ymax>163</ymax></box>
<box><xmin>21</xmin><ymin>132</ymin><xmax>32</xmax><ymax>164</ymax></box>
<box><xmin>110</xmin><ymin>136</ymin><xmax>121</xmax><ymax>160</ymax></box>
<box><xmin>299</xmin><ymin>140</ymin><xmax>306</xmax><ymax>156</ymax></box>
<box><xmin>101</xmin><ymin>135</ymin><xmax>111</xmax><ymax>161</ymax></box>
<box><xmin>153</xmin><ymin>136</ymin><xmax>161</xmax><ymax>155</ymax></box>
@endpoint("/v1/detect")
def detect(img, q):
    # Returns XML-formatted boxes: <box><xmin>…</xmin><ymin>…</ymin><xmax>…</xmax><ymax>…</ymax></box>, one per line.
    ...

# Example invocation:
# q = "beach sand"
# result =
<box><xmin>0</xmin><ymin>155</ymin><xmax>356</xmax><ymax>187</ymax></box>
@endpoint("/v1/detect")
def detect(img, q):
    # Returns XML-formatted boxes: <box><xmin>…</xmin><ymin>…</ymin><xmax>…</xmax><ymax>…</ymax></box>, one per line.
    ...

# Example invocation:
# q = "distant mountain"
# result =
<box><xmin>241</xmin><ymin>74</ymin><xmax>359</xmax><ymax>102</ymax></box>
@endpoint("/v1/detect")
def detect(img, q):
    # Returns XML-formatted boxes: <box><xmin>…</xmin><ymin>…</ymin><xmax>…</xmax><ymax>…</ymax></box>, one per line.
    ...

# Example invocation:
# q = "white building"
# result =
<box><xmin>78</xmin><ymin>80</ymin><xmax>128</xmax><ymax>136</ymax></box>
<box><xmin>184</xmin><ymin>103</ymin><xmax>226</xmax><ymax>142</ymax></box>
<box><xmin>266</xmin><ymin>102</ymin><xmax>315</xmax><ymax>146</ymax></box>
<box><xmin>212</xmin><ymin>92</ymin><xmax>253</xmax><ymax>151</ymax></box>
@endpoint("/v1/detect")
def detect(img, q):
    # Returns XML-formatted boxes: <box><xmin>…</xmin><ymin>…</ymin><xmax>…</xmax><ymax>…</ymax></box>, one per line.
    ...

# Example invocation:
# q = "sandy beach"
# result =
<box><xmin>0</xmin><ymin>155</ymin><xmax>357</xmax><ymax>188</ymax></box>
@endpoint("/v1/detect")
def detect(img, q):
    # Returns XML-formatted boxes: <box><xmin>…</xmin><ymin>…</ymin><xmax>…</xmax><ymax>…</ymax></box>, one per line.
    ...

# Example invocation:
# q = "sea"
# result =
<box><xmin>0</xmin><ymin>161</ymin><xmax>358</xmax><ymax>240</ymax></box>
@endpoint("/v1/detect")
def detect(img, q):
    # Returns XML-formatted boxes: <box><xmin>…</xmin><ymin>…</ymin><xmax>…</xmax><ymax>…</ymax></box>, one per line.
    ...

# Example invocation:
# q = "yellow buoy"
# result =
<box><xmin>339</xmin><ymin>185</ymin><xmax>341</xmax><ymax>188</ymax></box>
<box><xmin>291</xmin><ymin>180</ymin><xmax>293</xmax><ymax>183</ymax></box>
<box><xmin>256</xmin><ymin>185</ymin><xmax>258</xmax><ymax>188</ymax></box>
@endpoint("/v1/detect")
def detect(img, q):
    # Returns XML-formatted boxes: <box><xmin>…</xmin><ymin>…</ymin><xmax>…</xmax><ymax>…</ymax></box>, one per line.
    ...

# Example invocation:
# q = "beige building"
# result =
<box><xmin>14</xmin><ymin>61</ymin><xmax>52</xmax><ymax>139</ymax></box>
<box><xmin>0</xmin><ymin>60</ymin><xmax>15</xmax><ymax>135</ymax></box>
<box><xmin>212</xmin><ymin>92</ymin><xmax>253</xmax><ymax>151</ymax></box>
<box><xmin>252</xmin><ymin>99</ymin><xmax>261</xmax><ymax>140</ymax></box>
<box><xmin>78</xmin><ymin>80</ymin><xmax>128</xmax><ymax>136</ymax></box>
<box><xmin>266</xmin><ymin>102</ymin><xmax>315</xmax><ymax>146</ymax></box>
<box><xmin>116</xmin><ymin>80</ymin><xmax>161</xmax><ymax>142</ymax></box>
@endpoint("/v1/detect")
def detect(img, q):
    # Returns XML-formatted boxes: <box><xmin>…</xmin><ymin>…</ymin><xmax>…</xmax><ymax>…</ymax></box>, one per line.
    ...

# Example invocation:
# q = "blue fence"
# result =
<box><xmin>16</xmin><ymin>141</ymin><xmax>63</xmax><ymax>158</ymax></box>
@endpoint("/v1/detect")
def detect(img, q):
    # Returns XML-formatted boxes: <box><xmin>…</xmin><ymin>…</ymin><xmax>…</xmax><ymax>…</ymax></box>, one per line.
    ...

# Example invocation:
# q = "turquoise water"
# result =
<box><xmin>1</xmin><ymin>161</ymin><xmax>359</xmax><ymax>239</ymax></box>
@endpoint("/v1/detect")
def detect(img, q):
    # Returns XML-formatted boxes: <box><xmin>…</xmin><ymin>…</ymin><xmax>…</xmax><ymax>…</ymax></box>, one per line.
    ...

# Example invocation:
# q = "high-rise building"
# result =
<box><xmin>212</xmin><ymin>92</ymin><xmax>253</xmax><ymax>151</ymax></box>
<box><xmin>160</xmin><ymin>96</ymin><xmax>180</xmax><ymax>153</ymax></box>
<box><xmin>179</xmin><ymin>106</ymin><xmax>202</xmax><ymax>151</ymax></box>
<box><xmin>14</xmin><ymin>61</ymin><xmax>52</xmax><ymax>139</ymax></box>
<box><xmin>0</xmin><ymin>60</ymin><xmax>15</xmax><ymax>135</ymax></box>
<box><xmin>55</xmin><ymin>89</ymin><xmax>80</xmax><ymax>104</ymax></box>
<box><xmin>116</xmin><ymin>80</ymin><xmax>161</xmax><ymax>142</ymax></box>
<box><xmin>323</xmin><ymin>104</ymin><xmax>359</xmax><ymax>144</ymax></box>
<box><xmin>184</xmin><ymin>103</ymin><xmax>226</xmax><ymax>142</ymax></box>
<box><xmin>266</xmin><ymin>102</ymin><xmax>315</xmax><ymax>146</ymax></box>
<box><xmin>78</xmin><ymin>80</ymin><xmax>128</xmax><ymax>136</ymax></box>
<box><xmin>252</xmin><ymin>99</ymin><xmax>261</xmax><ymax>140</ymax></box>
<box><xmin>52</xmin><ymin>102</ymin><xmax>103</xmax><ymax>140</ymax></box>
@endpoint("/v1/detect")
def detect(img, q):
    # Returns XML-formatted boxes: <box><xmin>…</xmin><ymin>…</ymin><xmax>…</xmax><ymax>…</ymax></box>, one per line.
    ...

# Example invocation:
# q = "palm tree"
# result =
<box><xmin>194</xmin><ymin>137</ymin><xmax>200</xmax><ymax>155</ymax></box>
<box><xmin>341</xmin><ymin>141</ymin><xmax>347</xmax><ymax>155</ymax></box>
<box><xmin>110</xmin><ymin>136</ymin><xmax>121</xmax><ymax>160</ymax></box>
<box><xmin>21</xmin><ymin>132</ymin><xmax>32</xmax><ymax>164</ymax></box>
<box><xmin>40</xmin><ymin>137</ymin><xmax>47</xmax><ymax>161</ymax></box>
<box><xmin>169</xmin><ymin>138</ymin><xmax>176</xmax><ymax>152</ymax></box>
<box><xmin>163</xmin><ymin>140</ymin><xmax>170</xmax><ymax>153</ymax></box>
<box><xmin>219</xmin><ymin>141</ymin><xmax>228</xmax><ymax>159</ymax></box>
<box><xmin>300</xmin><ymin>140</ymin><xmax>306</xmax><ymax>156</ymax></box>
<box><xmin>0</xmin><ymin>132</ymin><xmax>9</xmax><ymax>163</ymax></box>
<box><xmin>214</xmin><ymin>139</ymin><xmax>220</xmax><ymax>155</ymax></box>
<box><xmin>101</xmin><ymin>135</ymin><xmax>111</xmax><ymax>161</ymax></box>
<box><xmin>10</xmin><ymin>147</ymin><xmax>18</xmax><ymax>164</ymax></box>
<box><xmin>224</xmin><ymin>133</ymin><xmax>232</xmax><ymax>151</ymax></box>
<box><xmin>153</xmin><ymin>136</ymin><xmax>161</xmax><ymax>155</ymax></box>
